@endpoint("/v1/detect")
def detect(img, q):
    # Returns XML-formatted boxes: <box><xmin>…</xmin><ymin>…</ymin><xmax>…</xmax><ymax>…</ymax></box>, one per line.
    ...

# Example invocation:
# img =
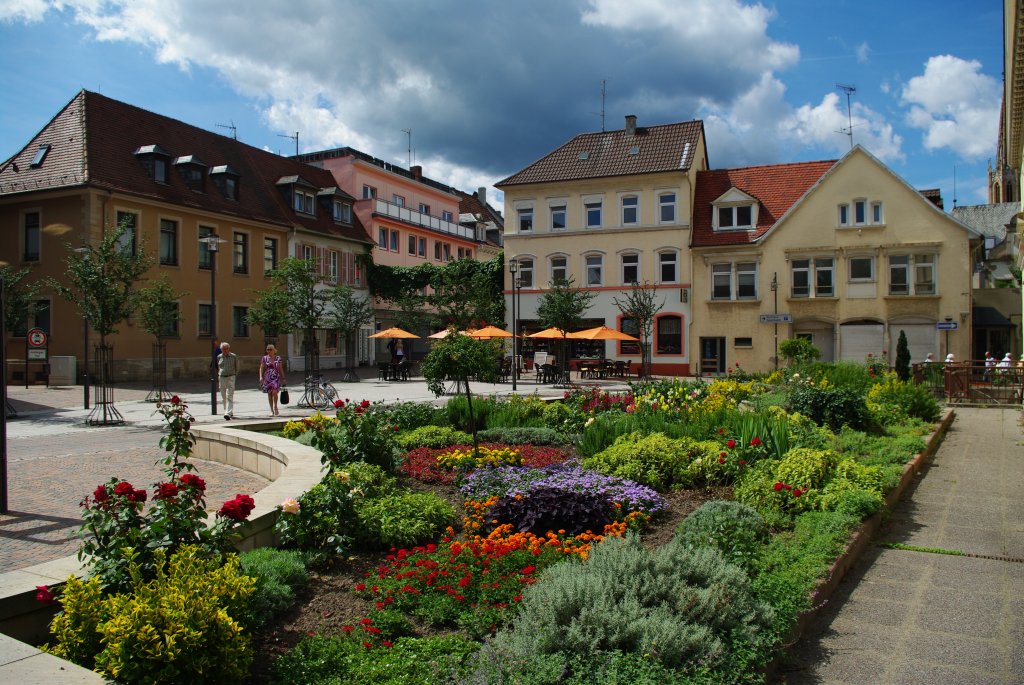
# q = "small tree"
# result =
<box><xmin>324</xmin><ymin>284</ymin><xmax>374</xmax><ymax>378</ymax></box>
<box><xmin>137</xmin><ymin>275</ymin><xmax>187</xmax><ymax>400</ymax></box>
<box><xmin>421</xmin><ymin>333</ymin><xmax>500</xmax><ymax>453</ymax></box>
<box><xmin>536</xmin><ymin>276</ymin><xmax>595</xmax><ymax>374</ymax></box>
<box><xmin>0</xmin><ymin>265</ymin><xmax>42</xmax><ymax>333</ymax></box>
<box><xmin>612</xmin><ymin>281</ymin><xmax>664</xmax><ymax>379</ymax></box>
<box><xmin>246</xmin><ymin>286</ymin><xmax>292</xmax><ymax>346</ymax></box>
<box><xmin>895</xmin><ymin>329</ymin><xmax>911</xmax><ymax>381</ymax></box>
<box><xmin>778</xmin><ymin>337</ymin><xmax>821</xmax><ymax>366</ymax></box>
<box><xmin>266</xmin><ymin>258</ymin><xmax>331</xmax><ymax>376</ymax></box>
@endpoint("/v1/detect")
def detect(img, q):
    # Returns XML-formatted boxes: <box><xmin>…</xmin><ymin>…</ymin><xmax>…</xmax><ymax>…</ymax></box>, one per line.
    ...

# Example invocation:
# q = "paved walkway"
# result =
<box><xmin>780</xmin><ymin>407</ymin><xmax>1024</xmax><ymax>685</ymax></box>
<box><xmin>0</xmin><ymin>369</ymin><xmax>622</xmax><ymax>573</ymax></box>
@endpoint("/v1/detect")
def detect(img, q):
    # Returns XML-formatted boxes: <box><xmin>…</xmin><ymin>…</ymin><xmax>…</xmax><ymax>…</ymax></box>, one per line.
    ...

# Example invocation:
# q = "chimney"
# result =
<box><xmin>477</xmin><ymin>186</ymin><xmax>487</xmax><ymax>205</ymax></box>
<box><xmin>411</xmin><ymin>165</ymin><xmax>422</xmax><ymax>180</ymax></box>
<box><xmin>625</xmin><ymin>115</ymin><xmax>637</xmax><ymax>136</ymax></box>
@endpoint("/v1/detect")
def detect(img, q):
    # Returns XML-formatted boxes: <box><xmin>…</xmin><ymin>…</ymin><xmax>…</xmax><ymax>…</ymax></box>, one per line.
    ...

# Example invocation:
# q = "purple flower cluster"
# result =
<box><xmin>461</xmin><ymin>460</ymin><xmax>666</xmax><ymax>516</ymax></box>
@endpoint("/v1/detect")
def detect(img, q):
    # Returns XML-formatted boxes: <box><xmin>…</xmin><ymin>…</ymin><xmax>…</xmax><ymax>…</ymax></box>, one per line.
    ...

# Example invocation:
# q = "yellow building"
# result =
<box><xmin>690</xmin><ymin>146</ymin><xmax>979</xmax><ymax>373</ymax></box>
<box><xmin>0</xmin><ymin>91</ymin><xmax>373</xmax><ymax>382</ymax></box>
<box><xmin>496</xmin><ymin>116</ymin><xmax>708</xmax><ymax>375</ymax></box>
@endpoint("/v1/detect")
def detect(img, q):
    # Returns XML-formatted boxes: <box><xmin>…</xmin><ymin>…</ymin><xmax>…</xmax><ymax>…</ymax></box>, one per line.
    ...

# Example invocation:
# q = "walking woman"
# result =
<box><xmin>259</xmin><ymin>344</ymin><xmax>286</xmax><ymax>417</ymax></box>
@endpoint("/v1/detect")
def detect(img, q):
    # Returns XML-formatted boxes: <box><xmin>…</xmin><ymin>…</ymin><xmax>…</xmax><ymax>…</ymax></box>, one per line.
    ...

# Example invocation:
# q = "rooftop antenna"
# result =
<box><xmin>953</xmin><ymin>164</ymin><xmax>958</xmax><ymax>208</ymax></box>
<box><xmin>835</xmin><ymin>83</ymin><xmax>856</xmax><ymax>148</ymax></box>
<box><xmin>278</xmin><ymin>131</ymin><xmax>299</xmax><ymax>157</ymax></box>
<box><xmin>598</xmin><ymin>79</ymin><xmax>606</xmax><ymax>131</ymax></box>
<box><xmin>216</xmin><ymin>120</ymin><xmax>237</xmax><ymax>140</ymax></box>
<box><xmin>402</xmin><ymin>128</ymin><xmax>412</xmax><ymax>167</ymax></box>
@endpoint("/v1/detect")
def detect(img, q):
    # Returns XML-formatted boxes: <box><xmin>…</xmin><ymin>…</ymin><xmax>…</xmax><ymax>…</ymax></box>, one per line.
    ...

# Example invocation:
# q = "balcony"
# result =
<box><xmin>373</xmin><ymin>199</ymin><xmax>473</xmax><ymax>241</ymax></box>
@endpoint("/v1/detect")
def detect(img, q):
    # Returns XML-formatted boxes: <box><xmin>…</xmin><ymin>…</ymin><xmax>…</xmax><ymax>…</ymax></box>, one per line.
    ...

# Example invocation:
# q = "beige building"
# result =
<box><xmin>690</xmin><ymin>146</ymin><xmax>979</xmax><ymax>373</ymax></box>
<box><xmin>496</xmin><ymin>116</ymin><xmax>708</xmax><ymax>375</ymax></box>
<box><xmin>1000</xmin><ymin>0</ymin><xmax>1024</xmax><ymax>355</ymax></box>
<box><xmin>0</xmin><ymin>91</ymin><xmax>373</xmax><ymax>382</ymax></box>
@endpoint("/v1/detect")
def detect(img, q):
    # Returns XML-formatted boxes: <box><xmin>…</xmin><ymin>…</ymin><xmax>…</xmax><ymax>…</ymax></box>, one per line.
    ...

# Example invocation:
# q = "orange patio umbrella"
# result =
<box><xmin>368</xmin><ymin>327</ymin><xmax>420</xmax><ymax>339</ymax></box>
<box><xmin>567</xmin><ymin>325</ymin><xmax>639</xmax><ymax>341</ymax></box>
<box><xmin>527</xmin><ymin>327</ymin><xmax>569</xmax><ymax>339</ymax></box>
<box><xmin>467</xmin><ymin>325</ymin><xmax>513</xmax><ymax>339</ymax></box>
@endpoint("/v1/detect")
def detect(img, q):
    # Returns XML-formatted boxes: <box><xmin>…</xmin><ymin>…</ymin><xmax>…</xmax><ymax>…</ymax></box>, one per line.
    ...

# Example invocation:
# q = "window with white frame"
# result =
<box><xmin>115</xmin><ymin>211</ymin><xmax>138</xmax><ymax>255</ymax></box>
<box><xmin>550</xmin><ymin>203</ymin><xmax>566</xmax><ymax>230</ymax></box>
<box><xmin>393</xmin><ymin>194</ymin><xmax>405</xmax><ymax>207</ymax></box>
<box><xmin>418</xmin><ymin>237</ymin><xmax>426</xmax><ymax>258</ymax></box>
<box><xmin>518</xmin><ymin>206</ymin><xmax>534</xmax><ymax>232</ymax></box>
<box><xmin>854</xmin><ymin>199</ymin><xmax>867</xmax><ymax>225</ymax></box>
<box><xmin>585</xmin><ymin>200</ymin><xmax>602</xmax><ymax>228</ymax></box>
<box><xmin>550</xmin><ymin>256</ymin><xmax>567</xmax><ymax>284</ymax></box>
<box><xmin>717</xmin><ymin>205</ymin><xmax>753</xmax><ymax>229</ymax></box>
<box><xmin>232</xmin><ymin>231</ymin><xmax>248</xmax><ymax>274</ymax></box>
<box><xmin>518</xmin><ymin>258</ymin><xmax>535</xmax><ymax>288</ymax></box>
<box><xmin>791</xmin><ymin>258</ymin><xmax>833</xmax><ymax>297</ymax></box>
<box><xmin>419</xmin><ymin>203</ymin><xmax>431</xmax><ymax>215</ymax></box>
<box><xmin>656</xmin><ymin>315</ymin><xmax>682</xmax><ymax>354</ymax></box>
<box><xmin>621</xmin><ymin>253</ymin><xmax>639</xmax><ymax>285</ymax></box>
<box><xmin>294</xmin><ymin>189</ymin><xmax>315</xmax><ymax>214</ymax></box>
<box><xmin>658</xmin><ymin>251</ymin><xmax>678</xmax><ymax>284</ymax></box>
<box><xmin>328</xmin><ymin>250</ymin><xmax>339</xmax><ymax>282</ymax></box>
<box><xmin>301</xmin><ymin>244</ymin><xmax>314</xmax><ymax>263</ymax></box>
<box><xmin>871</xmin><ymin>201</ymin><xmax>883</xmax><ymax>224</ymax></box>
<box><xmin>712</xmin><ymin>262</ymin><xmax>758</xmax><ymax>300</ymax></box>
<box><xmin>263</xmin><ymin>237</ymin><xmax>278</xmax><ymax>276</ymax></box>
<box><xmin>389</xmin><ymin>229</ymin><xmax>399</xmax><ymax>252</ymax></box>
<box><xmin>333</xmin><ymin>200</ymin><xmax>351</xmax><ymax>223</ymax></box>
<box><xmin>848</xmin><ymin>256</ymin><xmax>874</xmax><ymax>281</ymax></box>
<box><xmin>442</xmin><ymin>210</ymin><xmax>453</xmax><ymax>222</ymax></box>
<box><xmin>585</xmin><ymin>254</ymin><xmax>603</xmax><ymax>286</ymax></box>
<box><xmin>659</xmin><ymin>192</ymin><xmax>676</xmax><ymax>223</ymax></box>
<box><xmin>838</xmin><ymin>204</ymin><xmax>850</xmax><ymax>226</ymax></box>
<box><xmin>443</xmin><ymin>243</ymin><xmax>451</xmax><ymax>261</ymax></box>
<box><xmin>362</xmin><ymin>185</ymin><xmax>377</xmax><ymax>199</ymax></box>
<box><xmin>889</xmin><ymin>255</ymin><xmax>909</xmax><ymax>295</ymax></box>
<box><xmin>377</xmin><ymin>228</ymin><xmax>388</xmax><ymax>249</ymax></box>
<box><xmin>621</xmin><ymin>195</ymin><xmax>638</xmax><ymax>225</ymax></box>
<box><xmin>915</xmin><ymin>254</ymin><xmax>935</xmax><ymax>294</ymax></box>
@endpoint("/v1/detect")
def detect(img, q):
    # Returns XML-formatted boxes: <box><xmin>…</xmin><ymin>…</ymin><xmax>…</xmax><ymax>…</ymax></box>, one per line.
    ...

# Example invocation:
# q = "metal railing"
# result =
<box><xmin>373</xmin><ymin>199</ymin><xmax>471</xmax><ymax>240</ymax></box>
<box><xmin>913</xmin><ymin>361</ymin><xmax>1023</xmax><ymax>405</ymax></box>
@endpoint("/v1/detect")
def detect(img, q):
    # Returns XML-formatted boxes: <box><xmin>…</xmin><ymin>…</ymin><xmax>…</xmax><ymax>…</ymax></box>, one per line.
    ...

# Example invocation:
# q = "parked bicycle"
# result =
<box><xmin>300</xmin><ymin>374</ymin><xmax>339</xmax><ymax>410</ymax></box>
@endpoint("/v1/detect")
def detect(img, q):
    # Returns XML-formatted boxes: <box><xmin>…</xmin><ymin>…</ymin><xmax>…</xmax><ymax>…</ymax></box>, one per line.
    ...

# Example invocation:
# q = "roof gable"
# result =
<box><xmin>496</xmin><ymin>119</ymin><xmax>705</xmax><ymax>187</ymax></box>
<box><xmin>713</xmin><ymin>187</ymin><xmax>757</xmax><ymax>204</ymax></box>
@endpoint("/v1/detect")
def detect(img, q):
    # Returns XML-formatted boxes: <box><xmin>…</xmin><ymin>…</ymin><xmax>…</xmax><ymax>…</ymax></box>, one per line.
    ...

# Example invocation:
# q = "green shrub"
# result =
<box><xmin>396</xmin><ymin>425</ymin><xmax>473</xmax><ymax>450</ymax></box>
<box><xmin>541</xmin><ymin>400</ymin><xmax>580</xmax><ymax>431</ymax></box>
<box><xmin>775</xmin><ymin>447</ymin><xmax>838</xmax><ymax>490</ymax></box>
<box><xmin>476</xmin><ymin>535</ymin><xmax>774</xmax><ymax>683</ymax></box>
<box><xmin>803</xmin><ymin>361</ymin><xmax>876</xmax><ymax>394</ymax></box>
<box><xmin>779</xmin><ymin>337</ymin><xmax>821</xmax><ymax>365</ymax></box>
<box><xmin>383</xmin><ymin>401</ymin><xmax>447</xmax><ymax>430</ymax></box>
<box><xmin>45</xmin><ymin>546</ymin><xmax>255</xmax><ymax>683</ymax></box>
<box><xmin>752</xmin><ymin>511</ymin><xmax>857</xmax><ymax>643</ymax></box>
<box><xmin>356</xmin><ymin>491</ymin><xmax>457</xmax><ymax>548</ymax></box>
<box><xmin>583</xmin><ymin>432</ymin><xmax>720</xmax><ymax>490</ymax></box>
<box><xmin>785</xmin><ymin>410</ymin><xmax>837</xmax><ymax>450</ymax></box>
<box><xmin>486</xmin><ymin>394</ymin><xmax>551</xmax><ymax>428</ymax></box>
<box><xmin>867</xmin><ymin>377</ymin><xmax>941</xmax><ymax>424</ymax></box>
<box><xmin>675</xmin><ymin>501</ymin><xmax>768</xmax><ymax>572</ymax></box>
<box><xmin>787</xmin><ymin>384</ymin><xmax>871</xmax><ymax>431</ymax></box>
<box><xmin>829</xmin><ymin>487</ymin><xmax>884</xmax><ymax>519</ymax></box>
<box><xmin>271</xmin><ymin>633</ymin><xmax>478</xmax><ymax>685</ymax></box>
<box><xmin>445</xmin><ymin>395</ymin><xmax>496</xmax><ymax>432</ymax></box>
<box><xmin>310</xmin><ymin>402</ymin><xmax>400</xmax><ymax>472</ymax></box>
<box><xmin>477</xmin><ymin>426</ymin><xmax>570</xmax><ymax>445</ymax></box>
<box><xmin>238</xmin><ymin>547</ymin><xmax>308</xmax><ymax>630</ymax></box>
<box><xmin>732</xmin><ymin>460</ymin><xmax>790</xmax><ymax>529</ymax></box>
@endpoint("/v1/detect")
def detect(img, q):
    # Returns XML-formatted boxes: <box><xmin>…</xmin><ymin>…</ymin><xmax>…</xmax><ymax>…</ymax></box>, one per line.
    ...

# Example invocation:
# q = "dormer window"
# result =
<box><xmin>173</xmin><ymin>155</ymin><xmax>207</xmax><ymax>192</ymax></box>
<box><xmin>210</xmin><ymin>165</ymin><xmax>240</xmax><ymax>200</ymax></box>
<box><xmin>294</xmin><ymin>189</ymin><xmax>315</xmax><ymax>214</ymax></box>
<box><xmin>134</xmin><ymin>144</ymin><xmax>171</xmax><ymax>184</ymax></box>
<box><xmin>712</xmin><ymin>188</ymin><xmax>758</xmax><ymax>231</ymax></box>
<box><xmin>333</xmin><ymin>200</ymin><xmax>352</xmax><ymax>223</ymax></box>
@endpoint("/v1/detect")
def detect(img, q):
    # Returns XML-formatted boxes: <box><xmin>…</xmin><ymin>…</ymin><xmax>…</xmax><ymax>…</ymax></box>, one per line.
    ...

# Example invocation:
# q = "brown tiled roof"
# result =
<box><xmin>496</xmin><ymin>119</ymin><xmax>705</xmax><ymax>187</ymax></box>
<box><xmin>691</xmin><ymin>160</ymin><xmax>837</xmax><ymax>247</ymax></box>
<box><xmin>455</xmin><ymin>189</ymin><xmax>504</xmax><ymax>228</ymax></box>
<box><xmin>917</xmin><ymin>188</ymin><xmax>944</xmax><ymax>210</ymax></box>
<box><xmin>0</xmin><ymin>90</ymin><xmax>372</xmax><ymax>245</ymax></box>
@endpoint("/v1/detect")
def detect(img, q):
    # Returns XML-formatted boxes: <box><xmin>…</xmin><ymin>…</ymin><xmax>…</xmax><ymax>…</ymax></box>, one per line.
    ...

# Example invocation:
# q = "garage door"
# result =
<box><xmin>891</xmin><ymin>324</ymin><xmax>935</xmax><ymax>365</ymax></box>
<box><xmin>840</xmin><ymin>323</ymin><xmax>884</xmax><ymax>362</ymax></box>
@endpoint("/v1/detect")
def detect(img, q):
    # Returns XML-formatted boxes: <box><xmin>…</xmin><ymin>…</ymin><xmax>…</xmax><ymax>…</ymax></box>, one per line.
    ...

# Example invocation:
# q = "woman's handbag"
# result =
<box><xmin>280</xmin><ymin>388</ymin><xmax>290</xmax><ymax>405</ymax></box>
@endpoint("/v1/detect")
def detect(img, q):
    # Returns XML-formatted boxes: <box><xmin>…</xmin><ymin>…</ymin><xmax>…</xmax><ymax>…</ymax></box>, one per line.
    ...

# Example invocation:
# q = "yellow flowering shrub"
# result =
<box><xmin>281</xmin><ymin>411</ymin><xmax>339</xmax><ymax>439</ymax></box>
<box><xmin>437</xmin><ymin>446</ymin><xmax>522</xmax><ymax>471</ymax></box>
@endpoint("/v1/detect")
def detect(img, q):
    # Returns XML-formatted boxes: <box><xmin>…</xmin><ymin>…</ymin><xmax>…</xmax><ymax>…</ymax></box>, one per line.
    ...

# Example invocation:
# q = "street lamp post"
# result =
<box><xmin>73</xmin><ymin>247</ymin><xmax>90</xmax><ymax>409</ymax></box>
<box><xmin>509</xmin><ymin>258</ymin><xmax>519</xmax><ymax>391</ymax></box>
<box><xmin>200</xmin><ymin>235</ymin><xmax>226</xmax><ymax>415</ymax></box>
<box><xmin>770</xmin><ymin>272</ymin><xmax>779</xmax><ymax>370</ymax></box>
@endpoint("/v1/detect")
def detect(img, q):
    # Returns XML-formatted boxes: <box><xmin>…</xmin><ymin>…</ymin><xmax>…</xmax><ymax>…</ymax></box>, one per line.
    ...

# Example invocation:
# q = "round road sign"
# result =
<box><xmin>27</xmin><ymin>327</ymin><xmax>47</xmax><ymax>347</ymax></box>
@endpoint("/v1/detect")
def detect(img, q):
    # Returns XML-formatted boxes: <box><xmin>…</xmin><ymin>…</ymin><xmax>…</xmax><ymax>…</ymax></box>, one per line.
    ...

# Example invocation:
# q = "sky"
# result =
<box><xmin>0</xmin><ymin>0</ymin><xmax>1005</xmax><ymax>212</ymax></box>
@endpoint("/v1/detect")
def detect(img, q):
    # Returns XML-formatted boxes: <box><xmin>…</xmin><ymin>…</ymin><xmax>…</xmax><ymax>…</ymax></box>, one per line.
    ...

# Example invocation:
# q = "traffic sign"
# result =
<box><xmin>27</xmin><ymin>327</ymin><xmax>47</xmax><ymax>347</ymax></box>
<box><xmin>936</xmin><ymin>321</ymin><xmax>958</xmax><ymax>330</ymax></box>
<box><xmin>759</xmin><ymin>314</ymin><xmax>793</xmax><ymax>324</ymax></box>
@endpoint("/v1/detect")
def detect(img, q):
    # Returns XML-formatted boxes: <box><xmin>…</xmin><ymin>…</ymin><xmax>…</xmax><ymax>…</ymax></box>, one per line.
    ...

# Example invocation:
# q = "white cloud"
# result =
<box><xmin>855</xmin><ymin>41</ymin><xmax>870</xmax><ymax>64</ymax></box>
<box><xmin>901</xmin><ymin>54</ymin><xmax>1000</xmax><ymax>160</ymax></box>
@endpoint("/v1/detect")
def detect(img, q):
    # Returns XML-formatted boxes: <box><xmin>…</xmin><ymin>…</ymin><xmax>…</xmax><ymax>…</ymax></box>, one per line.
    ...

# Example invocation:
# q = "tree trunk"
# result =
<box><xmin>463</xmin><ymin>379</ymin><xmax>479</xmax><ymax>454</ymax></box>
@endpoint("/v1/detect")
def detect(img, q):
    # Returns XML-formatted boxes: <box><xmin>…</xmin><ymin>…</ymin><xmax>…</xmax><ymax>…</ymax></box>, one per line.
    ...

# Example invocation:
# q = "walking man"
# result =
<box><xmin>217</xmin><ymin>341</ymin><xmax>239</xmax><ymax>420</ymax></box>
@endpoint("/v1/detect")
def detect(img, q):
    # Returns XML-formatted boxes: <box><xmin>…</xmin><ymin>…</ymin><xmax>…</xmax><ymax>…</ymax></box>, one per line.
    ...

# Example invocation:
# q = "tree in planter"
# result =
<box><xmin>421</xmin><ymin>333</ymin><xmax>501</xmax><ymax>453</ymax></box>
<box><xmin>778</xmin><ymin>337</ymin><xmax>821</xmax><ymax>367</ymax></box>
<box><xmin>264</xmin><ymin>258</ymin><xmax>332</xmax><ymax>385</ymax></box>
<box><xmin>137</xmin><ymin>275</ymin><xmax>187</xmax><ymax>401</ymax></box>
<box><xmin>324</xmin><ymin>284</ymin><xmax>374</xmax><ymax>381</ymax></box>
<box><xmin>246</xmin><ymin>285</ymin><xmax>292</xmax><ymax>347</ymax></box>
<box><xmin>49</xmin><ymin>222</ymin><xmax>154</xmax><ymax>424</ymax></box>
<box><xmin>613</xmin><ymin>281</ymin><xmax>664</xmax><ymax>379</ymax></box>
<box><xmin>894</xmin><ymin>329</ymin><xmax>911</xmax><ymax>381</ymax></box>
<box><xmin>536</xmin><ymin>276</ymin><xmax>595</xmax><ymax>376</ymax></box>
<box><xmin>0</xmin><ymin>265</ymin><xmax>42</xmax><ymax>415</ymax></box>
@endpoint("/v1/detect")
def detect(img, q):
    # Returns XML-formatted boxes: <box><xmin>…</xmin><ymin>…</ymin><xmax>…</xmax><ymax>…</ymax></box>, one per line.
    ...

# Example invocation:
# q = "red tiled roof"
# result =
<box><xmin>691</xmin><ymin>160</ymin><xmax>837</xmax><ymax>247</ymax></box>
<box><xmin>0</xmin><ymin>90</ymin><xmax>372</xmax><ymax>245</ymax></box>
<box><xmin>496</xmin><ymin>119</ymin><xmax>705</xmax><ymax>187</ymax></box>
<box><xmin>917</xmin><ymin>188</ymin><xmax>944</xmax><ymax>210</ymax></box>
<box><xmin>455</xmin><ymin>189</ymin><xmax>504</xmax><ymax>228</ymax></box>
